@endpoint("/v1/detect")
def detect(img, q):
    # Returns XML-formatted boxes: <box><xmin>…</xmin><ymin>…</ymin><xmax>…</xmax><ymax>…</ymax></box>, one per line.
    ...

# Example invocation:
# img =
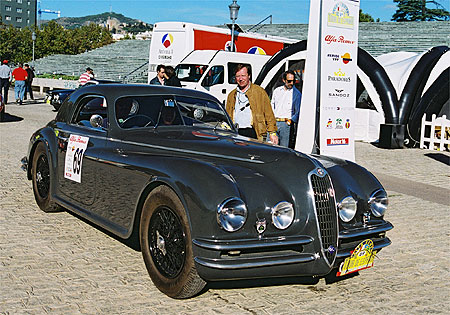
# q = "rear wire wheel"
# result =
<box><xmin>31</xmin><ymin>142</ymin><xmax>60</xmax><ymax>212</ymax></box>
<box><xmin>140</xmin><ymin>186</ymin><xmax>206</xmax><ymax>298</ymax></box>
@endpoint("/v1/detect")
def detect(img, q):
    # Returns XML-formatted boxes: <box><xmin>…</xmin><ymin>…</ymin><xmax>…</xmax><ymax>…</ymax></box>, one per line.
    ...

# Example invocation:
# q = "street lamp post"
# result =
<box><xmin>31</xmin><ymin>31</ymin><xmax>36</xmax><ymax>68</ymax></box>
<box><xmin>228</xmin><ymin>0</ymin><xmax>240</xmax><ymax>52</ymax></box>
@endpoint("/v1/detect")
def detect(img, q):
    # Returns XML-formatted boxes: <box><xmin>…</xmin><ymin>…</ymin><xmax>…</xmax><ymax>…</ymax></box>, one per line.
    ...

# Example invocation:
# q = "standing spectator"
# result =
<box><xmin>12</xmin><ymin>63</ymin><xmax>27</xmax><ymax>105</ymax></box>
<box><xmin>164</xmin><ymin>66</ymin><xmax>182</xmax><ymax>87</ymax></box>
<box><xmin>0</xmin><ymin>60</ymin><xmax>12</xmax><ymax>104</ymax></box>
<box><xmin>270</xmin><ymin>70</ymin><xmax>302</xmax><ymax>148</ymax></box>
<box><xmin>24</xmin><ymin>64</ymin><xmax>35</xmax><ymax>100</ymax></box>
<box><xmin>226</xmin><ymin>64</ymin><xmax>278</xmax><ymax>144</ymax></box>
<box><xmin>150</xmin><ymin>64</ymin><xmax>166</xmax><ymax>85</ymax></box>
<box><xmin>78</xmin><ymin>67</ymin><xmax>94</xmax><ymax>85</ymax></box>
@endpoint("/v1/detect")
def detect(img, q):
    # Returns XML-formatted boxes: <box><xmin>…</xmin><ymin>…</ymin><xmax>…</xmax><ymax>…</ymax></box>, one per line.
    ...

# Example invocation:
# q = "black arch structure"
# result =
<box><xmin>254</xmin><ymin>40</ymin><xmax>449</xmax><ymax>148</ymax></box>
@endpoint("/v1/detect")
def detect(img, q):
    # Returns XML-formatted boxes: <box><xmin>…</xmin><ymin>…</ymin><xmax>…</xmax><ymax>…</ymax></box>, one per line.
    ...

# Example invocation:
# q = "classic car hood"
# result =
<box><xmin>119</xmin><ymin>128</ymin><xmax>307</xmax><ymax>164</ymax></box>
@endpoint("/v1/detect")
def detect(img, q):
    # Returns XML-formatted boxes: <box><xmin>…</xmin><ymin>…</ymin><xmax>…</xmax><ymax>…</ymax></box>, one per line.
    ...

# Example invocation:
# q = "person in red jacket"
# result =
<box><xmin>12</xmin><ymin>63</ymin><xmax>28</xmax><ymax>105</ymax></box>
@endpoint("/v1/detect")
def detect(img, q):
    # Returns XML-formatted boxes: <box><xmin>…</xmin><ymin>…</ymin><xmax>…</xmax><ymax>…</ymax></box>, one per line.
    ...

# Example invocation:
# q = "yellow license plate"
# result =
<box><xmin>337</xmin><ymin>239</ymin><xmax>377</xmax><ymax>276</ymax></box>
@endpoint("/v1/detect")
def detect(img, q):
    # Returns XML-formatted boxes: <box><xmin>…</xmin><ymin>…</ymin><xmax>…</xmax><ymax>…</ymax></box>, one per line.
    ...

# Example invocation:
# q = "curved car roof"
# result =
<box><xmin>69</xmin><ymin>84</ymin><xmax>222</xmax><ymax>103</ymax></box>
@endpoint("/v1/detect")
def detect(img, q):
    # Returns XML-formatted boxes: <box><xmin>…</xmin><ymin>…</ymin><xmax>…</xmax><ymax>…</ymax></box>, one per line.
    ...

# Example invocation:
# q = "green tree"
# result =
<box><xmin>392</xmin><ymin>0</ymin><xmax>450</xmax><ymax>21</ymax></box>
<box><xmin>359</xmin><ymin>9</ymin><xmax>375</xmax><ymax>22</ymax></box>
<box><xmin>0</xmin><ymin>20</ymin><xmax>113</xmax><ymax>64</ymax></box>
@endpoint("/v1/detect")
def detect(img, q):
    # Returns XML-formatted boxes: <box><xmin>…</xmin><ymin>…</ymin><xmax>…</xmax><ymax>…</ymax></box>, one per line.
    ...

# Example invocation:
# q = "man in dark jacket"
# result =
<box><xmin>150</xmin><ymin>64</ymin><xmax>166</xmax><ymax>85</ymax></box>
<box><xmin>164</xmin><ymin>66</ymin><xmax>182</xmax><ymax>87</ymax></box>
<box><xmin>24</xmin><ymin>64</ymin><xmax>35</xmax><ymax>100</ymax></box>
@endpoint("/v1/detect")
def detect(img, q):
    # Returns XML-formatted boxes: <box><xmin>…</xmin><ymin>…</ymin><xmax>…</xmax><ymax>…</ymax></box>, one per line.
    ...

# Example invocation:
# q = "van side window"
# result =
<box><xmin>201</xmin><ymin>66</ymin><xmax>224</xmax><ymax>87</ymax></box>
<box><xmin>228</xmin><ymin>63</ymin><xmax>251</xmax><ymax>85</ymax></box>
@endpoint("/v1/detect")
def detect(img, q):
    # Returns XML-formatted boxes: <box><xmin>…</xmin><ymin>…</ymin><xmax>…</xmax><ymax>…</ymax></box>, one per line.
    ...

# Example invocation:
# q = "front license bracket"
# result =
<box><xmin>337</xmin><ymin>239</ymin><xmax>377</xmax><ymax>277</ymax></box>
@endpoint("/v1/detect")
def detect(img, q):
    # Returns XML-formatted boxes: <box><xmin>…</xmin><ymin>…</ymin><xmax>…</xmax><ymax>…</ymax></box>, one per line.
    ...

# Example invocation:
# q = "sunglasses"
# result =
<box><xmin>286</xmin><ymin>79</ymin><xmax>294</xmax><ymax>83</ymax></box>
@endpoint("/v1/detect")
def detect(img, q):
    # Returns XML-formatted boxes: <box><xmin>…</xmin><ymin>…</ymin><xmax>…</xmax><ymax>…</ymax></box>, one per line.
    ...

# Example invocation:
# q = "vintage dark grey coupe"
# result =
<box><xmin>23</xmin><ymin>84</ymin><xmax>393</xmax><ymax>298</ymax></box>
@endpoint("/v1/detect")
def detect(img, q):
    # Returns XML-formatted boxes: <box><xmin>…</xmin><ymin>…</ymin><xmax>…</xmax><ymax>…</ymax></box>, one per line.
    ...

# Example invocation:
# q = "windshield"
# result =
<box><xmin>175</xmin><ymin>96</ymin><xmax>234</xmax><ymax>131</ymax></box>
<box><xmin>175</xmin><ymin>64</ymin><xmax>208</xmax><ymax>82</ymax></box>
<box><xmin>115</xmin><ymin>94</ymin><xmax>235</xmax><ymax>131</ymax></box>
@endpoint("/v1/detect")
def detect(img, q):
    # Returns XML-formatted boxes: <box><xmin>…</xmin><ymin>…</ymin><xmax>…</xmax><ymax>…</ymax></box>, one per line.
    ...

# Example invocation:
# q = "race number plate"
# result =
<box><xmin>337</xmin><ymin>239</ymin><xmax>377</xmax><ymax>277</ymax></box>
<box><xmin>64</xmin><ymin>135</ymin><xmax>89</xmax><ymax>183</ymax></box>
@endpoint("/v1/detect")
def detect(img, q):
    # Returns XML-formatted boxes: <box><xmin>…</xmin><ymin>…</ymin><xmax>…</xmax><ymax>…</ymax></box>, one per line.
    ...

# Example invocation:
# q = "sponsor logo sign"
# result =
<box><xmin>327</xmin><ymin>2</ymin><xmax>355</xmax><ymax>29</ymax></box>
<box><xmin>161</xmin><ymin>33</ymin><xmax>173</xmax><ymax>48</ymax></box>
<box><xmin>328</xmin><ymin>68</ymin><xmax>351</xmax><ymax>82</ymax></box>
<box><xmin>324</xmin><ymin>35</ymin><xmax>355</xmax><ymax>45</ymax></box>
<box><xmin>327</xmin><ymin>138</ymin><xmax>349</xmax><ymax>146</ymax></box>
<box><xmin>319</xmin><ymin>0</ymin><xmax>359</xmax><ymax>161</ymax></box>
<box><xmin>328</xmin><ymin>88</ymin><xmax>350</xmax><ymax>98</ymax></box>
<box><xmin>247</xmin><ymin>46</ymin><xmax>267</xmax><ymax>55</ymax></box>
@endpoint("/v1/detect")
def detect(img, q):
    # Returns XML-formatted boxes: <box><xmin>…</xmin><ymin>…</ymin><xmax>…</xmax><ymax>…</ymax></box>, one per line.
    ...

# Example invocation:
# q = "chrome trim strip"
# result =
<box><xmin>109</xmin><ymin>138</ymin><xmax>265</xmax><ymax>164</ymax></box>
<box><xmin>193</xmin><ymin>235</ymin><xmax>314</xmax><ymax>251</ymax></box>
<box><xmin>338</xmin><ymin>222</ymin><xmax>394</xmax><ymax>239</ymax></box>
<box><xmin>194</xmin><ymin>253</ymin><xmax>317</xmax><ymax>269</ymax></box>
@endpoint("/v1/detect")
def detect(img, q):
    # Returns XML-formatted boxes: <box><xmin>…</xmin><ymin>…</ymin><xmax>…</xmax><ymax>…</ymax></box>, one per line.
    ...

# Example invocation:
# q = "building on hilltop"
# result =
<box><xmin>0</xmin><ymin>0</ymin><xmax>37</xmax><ymax>28</ymax></box>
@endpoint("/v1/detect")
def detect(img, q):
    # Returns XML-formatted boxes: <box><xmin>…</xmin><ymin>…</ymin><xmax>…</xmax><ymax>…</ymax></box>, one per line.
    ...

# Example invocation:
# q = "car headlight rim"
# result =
<box><xmin>217</xmin><ymin>197</ymin><xmax>247</xmax><ymax>232</ymax></box>
<box><xmin>271</xmin><ymin>201</ymin><xmax>294</xmax><ymax>230</ymax></box>
<box><xmin>369</xmin><ymin>189</ymin><xmax>388</xmax><ymax>217</ymax></box>
<box><xmin>338</xmin><ymin>196</ymin><xmax>357</xmax><ymax>222</ymax></box>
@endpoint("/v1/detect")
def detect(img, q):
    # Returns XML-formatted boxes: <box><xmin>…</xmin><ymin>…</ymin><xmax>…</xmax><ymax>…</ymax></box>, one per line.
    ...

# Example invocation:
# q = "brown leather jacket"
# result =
<box><xmin>226</xmin><ymin>83</ymin><xmax>277</xmax><ymax>140</ymax></box>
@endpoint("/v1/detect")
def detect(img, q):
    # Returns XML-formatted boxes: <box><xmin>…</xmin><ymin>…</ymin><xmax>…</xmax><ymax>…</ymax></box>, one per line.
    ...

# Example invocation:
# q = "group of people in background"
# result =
<box><xmin>0</xmin><ymin>60</ymin><xmax>35</xmax><ymax>105</ymax></box>
<box><xmin>226</xmin><ymin>65</ymin><xmax>301</xmax><ymax>147</ymax></box>
<box><xmin>151</xmin><ymin>63</ymin><xmax>302</xmax><ymax>148</ymax></box>
<box><xmin>149</xmin><ymin>64</ymin><xmax>181</xmax><ymax>87</ymax></box>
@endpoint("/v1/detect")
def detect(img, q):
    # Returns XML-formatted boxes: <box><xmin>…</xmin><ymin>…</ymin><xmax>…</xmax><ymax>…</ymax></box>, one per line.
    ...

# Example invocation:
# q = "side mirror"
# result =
<box><xmin>90</xmin><ymin>114</ymin><xmax>103</xmax><ymax>128</ymax></box>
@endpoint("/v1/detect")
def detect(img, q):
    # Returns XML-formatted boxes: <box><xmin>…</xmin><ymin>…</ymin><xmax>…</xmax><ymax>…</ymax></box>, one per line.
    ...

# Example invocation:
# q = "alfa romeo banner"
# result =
<box><xmin>319</xmin><ymin>0</ymin><xmax>359</xmax><ymax>161</ymax></box>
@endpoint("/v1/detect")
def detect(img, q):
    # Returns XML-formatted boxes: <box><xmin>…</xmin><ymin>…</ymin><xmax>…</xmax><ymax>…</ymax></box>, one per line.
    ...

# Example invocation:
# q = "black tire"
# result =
<box><xmin>140</xmin><ymin>185</ymin><xmax>206</xmax><ymax>298</ymax></box>
<box><xmin>31</xmin><ymin>142</ymin><xmax>61</xmax><ymax>212</ymax></box>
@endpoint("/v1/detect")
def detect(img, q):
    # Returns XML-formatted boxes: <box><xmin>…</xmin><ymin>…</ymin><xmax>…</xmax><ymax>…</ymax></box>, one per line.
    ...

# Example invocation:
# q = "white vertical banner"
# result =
<box><xmin>319</xmin><ymin>0</ymin><xmax>359</xmax><ymax>161</ymax></box>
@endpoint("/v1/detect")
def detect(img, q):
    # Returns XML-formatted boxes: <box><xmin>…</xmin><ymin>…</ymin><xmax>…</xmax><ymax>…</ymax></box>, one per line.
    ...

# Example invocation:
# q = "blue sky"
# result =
<box><xmin>40</xmin><ymin>0</ymin><xmax>449</xmax><ymax>25</ymax></box>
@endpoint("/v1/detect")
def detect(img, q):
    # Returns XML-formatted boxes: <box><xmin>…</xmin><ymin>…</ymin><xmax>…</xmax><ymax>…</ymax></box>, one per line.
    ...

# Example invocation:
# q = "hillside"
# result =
<box><xmin>42</xmin><ymin>12</ymin><xmax>152</xmax><ymax>30</ymax></box>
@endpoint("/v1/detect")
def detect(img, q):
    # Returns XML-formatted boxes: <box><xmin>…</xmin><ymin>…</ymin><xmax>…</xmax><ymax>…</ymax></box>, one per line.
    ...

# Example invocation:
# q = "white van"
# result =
<box><xmin>148</xmin><ymin>21</ymin><xmax>296</xmax><ymax>83</ymax></box>
<box><xmin>175</xmin><ymin>50</ymin><xmax>271</xmax><ymax>104</ymax></box>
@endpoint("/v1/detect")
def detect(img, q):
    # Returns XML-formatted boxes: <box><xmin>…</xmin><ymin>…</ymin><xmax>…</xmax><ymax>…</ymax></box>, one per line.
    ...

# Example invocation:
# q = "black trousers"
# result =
<box><xmin>0</xmin><ymin>78</ymin><xmax>10</xmax><ymax>103</ymax></box>
<box><xmin>24</xmin><ymin>81</ymin><xmax>34</xmax><ymax>100</ymax></box>
<box><xmin>238</xmin><ymin>127</ymin><xmax>257</xmax><ymax>139</ymax></box>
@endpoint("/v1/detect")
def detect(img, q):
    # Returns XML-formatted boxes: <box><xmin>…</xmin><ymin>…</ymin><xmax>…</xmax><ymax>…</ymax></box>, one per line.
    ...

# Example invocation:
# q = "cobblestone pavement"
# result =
<box><xmin>1</xmin><ymin>98</ymin><xmax>449</xmax><ymax>314</ymax></box>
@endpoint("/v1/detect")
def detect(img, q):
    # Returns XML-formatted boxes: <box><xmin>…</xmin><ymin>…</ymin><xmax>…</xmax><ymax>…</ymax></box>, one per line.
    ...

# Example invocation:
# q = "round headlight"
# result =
<box><xmin>271</xmin><ymin>201</ymin><xmax>294</xmax><ymax>230</ymax></box>
<box><xmin>217</xmin><ymin>197</ymin><xmax>247</xmax><ymax>232</ymax></box>
<box><xmin>338</xmin><ymin>196</ymin><xmax>357</xmax><ymax>222</ymax></box>
<box><xmin>369</xmin><ymin>189</ymin><xmax>388</xmax><ymax>217</ymax></box>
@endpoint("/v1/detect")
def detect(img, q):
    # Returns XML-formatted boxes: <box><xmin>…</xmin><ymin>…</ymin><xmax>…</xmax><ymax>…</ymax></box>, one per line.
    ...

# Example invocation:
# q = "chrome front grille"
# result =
<box><xmin>311</xmin><ymin>172</ymin><xmax>338</xmax><ymax>265</ymax></box>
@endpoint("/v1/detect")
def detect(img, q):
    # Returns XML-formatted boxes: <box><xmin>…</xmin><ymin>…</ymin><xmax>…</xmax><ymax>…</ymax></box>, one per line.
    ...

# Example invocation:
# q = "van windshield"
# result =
<box><xmin>176</xmin><ymin>64</ymin><xmax>208</xmax><ymax>82</ymax></box>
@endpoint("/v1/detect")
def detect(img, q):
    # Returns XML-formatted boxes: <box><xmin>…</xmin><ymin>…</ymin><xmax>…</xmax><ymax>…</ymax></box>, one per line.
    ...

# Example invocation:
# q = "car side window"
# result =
<box><xmin>73</xmin><ymin>96</ymin><xmax>108</xmax><ymax>129</ymax></box>
<box><xmin>115</xmin><ymin>95</ymin><xmax>182</xmax><ymax>129</ymax></box>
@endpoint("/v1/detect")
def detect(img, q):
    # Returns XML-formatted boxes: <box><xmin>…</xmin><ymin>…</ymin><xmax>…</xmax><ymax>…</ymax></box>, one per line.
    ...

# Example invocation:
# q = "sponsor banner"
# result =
<box><xmin>319</xmin><ymin>0</ymin><xmax>359</xmax><ymax>161</ymax></box>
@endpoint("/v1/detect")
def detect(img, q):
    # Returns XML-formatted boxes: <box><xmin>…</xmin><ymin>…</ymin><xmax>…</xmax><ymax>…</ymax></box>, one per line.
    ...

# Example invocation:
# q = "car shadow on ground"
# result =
<box><xmin>205</xmin><ymin>270</ymin><xmax>358</xmax><ymax>293</ymax></box>
<box><xmin>63</xmin><ymin>209</ymin><xmax>142</xmax><ymax>251</ymax></box>
<box><xmin>425</xmin><ymin>152</ymin><xmax>450</xmax><ymax>165</ymax></box>
<box><xmin>1</xmin><ymin>113</ymin><xmax>24</xmax><ymax>122</ymax></box>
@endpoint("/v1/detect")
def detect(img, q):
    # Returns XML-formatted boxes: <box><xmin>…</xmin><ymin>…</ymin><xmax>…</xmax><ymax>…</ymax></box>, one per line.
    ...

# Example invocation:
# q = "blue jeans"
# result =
<box><xmin>14</xmin><ymin>80</ymin><xmax>26</xmax><ymax>101</ymax></box>
<box><xmin>276</xmin><ymin>121</ymin><xmax>291</xmax><ymax>147</ymax></box>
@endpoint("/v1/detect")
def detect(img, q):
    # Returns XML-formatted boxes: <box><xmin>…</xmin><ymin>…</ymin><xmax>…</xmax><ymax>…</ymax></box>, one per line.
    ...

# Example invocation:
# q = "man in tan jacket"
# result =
<box><xmin>226</xmin><ymin>64</ymin><xmax>278</xmax><ymax>144</ymax></box>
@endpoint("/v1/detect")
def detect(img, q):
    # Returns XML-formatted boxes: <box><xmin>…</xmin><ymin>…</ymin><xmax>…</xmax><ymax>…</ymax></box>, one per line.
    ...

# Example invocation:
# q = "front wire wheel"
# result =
<box><xmin>31</xmin><ymin>142</ymin><xmax>61</xmax><ymax>212</ymax></box>
<box><xmin>140</xmin><ymin>186</ymin><xmax>206</xmax><ymax>298</ymax></box>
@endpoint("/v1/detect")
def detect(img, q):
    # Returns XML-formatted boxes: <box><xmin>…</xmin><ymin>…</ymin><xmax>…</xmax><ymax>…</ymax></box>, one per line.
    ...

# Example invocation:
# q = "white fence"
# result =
<box><xmin>420</xmin><ymin>114</ymin><xmax>450</xmax><ymax>151</ymax></box>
